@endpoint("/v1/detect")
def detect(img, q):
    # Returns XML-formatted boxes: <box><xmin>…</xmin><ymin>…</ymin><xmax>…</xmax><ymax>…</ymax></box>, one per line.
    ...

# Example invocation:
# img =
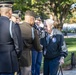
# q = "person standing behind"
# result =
<box><xmin>11</xmin><ymin>11</ymin><xmax>23</xmax><ymax>75</ymax></box>
<box><xmin>0</xmin><ymin>1</ymin><xmax>23</xmax><ymax>75</ymax></box>
<box><xmin>41</xmin><ymin>19</ymin><xmax>68</xmax><ymax>75</ymax></box>
<box><xmin>12</xmin><ymin>10</ymin><xmax>22</xmax><ymax>24</ymax></box>
<box><xmin>11</xmin><ymin>12</ymin><xmax>20</xmax><ymax>24</ymax></box>
<box><xmin>32</xmin><ymin>17</ymin><xmax>44</xmax><ymax>75</ymax></box>
<box><xmin>19</xmin><ymin>10</ymin><xmax>42</xmax><ymax>75</ymax></box>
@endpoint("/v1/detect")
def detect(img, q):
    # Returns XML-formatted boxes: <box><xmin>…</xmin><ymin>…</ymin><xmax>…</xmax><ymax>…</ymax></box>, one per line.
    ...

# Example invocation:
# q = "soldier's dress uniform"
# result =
<box><xmin>19</xmin><ymin>22</ymin><xmax>42</xmax><ymax>67</ymax></box>
<box><xmin>0</xmin><ymin>1</ymin><xmax>23</xmax><ymax>75</ymax></box>
<box><xmin>19</xmin><ymin>20</ymin><xmax>42</xmax><ymax>75</ymax></box>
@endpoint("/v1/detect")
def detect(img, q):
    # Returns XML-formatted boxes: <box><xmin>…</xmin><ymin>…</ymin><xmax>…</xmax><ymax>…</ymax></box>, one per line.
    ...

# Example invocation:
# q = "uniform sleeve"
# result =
<box><xmin>59</xmin><ymin>34</ymin><xmax>68</xmax><ymax>57</ymax></box>
<box><xmin>33</xmin><ymin>29</ymin><xmax>42</xmax><ymax>51</ymax></box>
<box><xmin>12</xmin><ymin>23</ymin><xmax>23</xmax><ymax>58</ymax></box>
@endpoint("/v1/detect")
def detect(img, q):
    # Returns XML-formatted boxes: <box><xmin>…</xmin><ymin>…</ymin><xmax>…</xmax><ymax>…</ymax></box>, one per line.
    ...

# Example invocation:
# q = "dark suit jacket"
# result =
<box><xmin>41</xmin><ymin>28</ymin><xmax>68</xmax><ymax>59</ymax></box>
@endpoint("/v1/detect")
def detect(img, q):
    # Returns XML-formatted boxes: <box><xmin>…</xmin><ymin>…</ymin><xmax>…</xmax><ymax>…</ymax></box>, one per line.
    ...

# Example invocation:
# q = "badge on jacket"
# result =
<box><xmin>52</xmin><ymin>37</ymin><xmax>56</xmax><ymax>43</ymax></box>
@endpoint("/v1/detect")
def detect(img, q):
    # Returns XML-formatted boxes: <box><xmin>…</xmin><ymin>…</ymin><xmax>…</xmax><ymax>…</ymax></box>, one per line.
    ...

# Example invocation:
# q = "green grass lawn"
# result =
<box><xmin>41</xmin><ymin>38</ymin><xmax>76</xmax><ymax>71</ymax></box>
<box><xmin>63</xmin><ymin>38</ymin><xmax>76</xmax><ymax>68</ymax></box>
<box><xmin>65</xmin><ymin>38</ymin><xmax>76</xmax><ymax>51</ymax></box>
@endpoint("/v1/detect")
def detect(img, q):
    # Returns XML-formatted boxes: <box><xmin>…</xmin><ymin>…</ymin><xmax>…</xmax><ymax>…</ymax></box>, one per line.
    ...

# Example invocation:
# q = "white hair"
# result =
<box><xmin>45</xmin><ymin>19</ymin><xmax>54</xmax><ymax>26</ymax></box>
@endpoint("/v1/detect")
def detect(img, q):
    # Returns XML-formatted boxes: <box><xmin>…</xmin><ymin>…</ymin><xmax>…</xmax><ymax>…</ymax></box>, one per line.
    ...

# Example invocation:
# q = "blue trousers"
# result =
<box><xmin>43</xmin><ymin>57</ymin><xmax>60</xmax><ymax>75</ymax></box>
<box><xmin>31</xmin><ymin>49</ymin><xmax>42</xmax><ymax>75</ymax></box>
<box><xmin>0</xmin><ymin>73</ymin><xmax>14</xmax><ymax>75</ymax></box>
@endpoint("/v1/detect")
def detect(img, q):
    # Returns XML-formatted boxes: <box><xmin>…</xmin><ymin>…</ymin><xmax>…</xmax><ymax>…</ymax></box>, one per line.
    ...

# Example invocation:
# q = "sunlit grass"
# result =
<box><xmin>63</xmin><ymin>38</ymin><xmax>76</xmax><ymax>68</ymax></box>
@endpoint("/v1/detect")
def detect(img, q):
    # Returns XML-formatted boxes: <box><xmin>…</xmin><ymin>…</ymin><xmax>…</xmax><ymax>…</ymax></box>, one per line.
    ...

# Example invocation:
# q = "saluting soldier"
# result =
<box><xmin>0</xmin><ymin>1</ymin><xmax>23</xmax><ymax>75</ymax></box>
<box><xmin>19</xmin><ymin>10</ymin><xmax>42</xmax><ymax>75</ymax></box>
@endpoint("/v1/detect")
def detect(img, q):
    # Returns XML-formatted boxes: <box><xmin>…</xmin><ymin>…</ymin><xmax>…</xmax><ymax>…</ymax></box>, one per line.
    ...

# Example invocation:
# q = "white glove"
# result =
<box><xmin>59</xmin><ymin>57</ymin><xmax>64</xmax><ymax>66</ymax></box>
<box><xmin>39</xmin><ymin>45</ymin><xmax>43</xmax><ymax>52</ymax></box>
<box><xmin>40</xmin><ymin>44</ymin><xmax>43</xmax><ymax>48</ymax></box>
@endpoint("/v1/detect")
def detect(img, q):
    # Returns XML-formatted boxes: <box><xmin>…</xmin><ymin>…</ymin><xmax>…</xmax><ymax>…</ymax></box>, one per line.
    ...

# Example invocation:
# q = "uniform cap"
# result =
<box><xmin>25</xmin><ymin>10</ymin><xmax>36</xmax><ymax>18</ymax></box>
<box><xmin>12</xmin><ymin>13</ymin><xmax>19</xmax><ymax>19</ymax></box>
<box><xmin>36</xmin><ymin>16</ymin><xmax>41</xmax><ymax>21</ymax></box>
<box><xmin>13</xmin><ymin>10</ymin><xmax>21</xmax><ymax>17</ymax></box>
<box><xmin>0</xmin><ymin>1</ymin><xmax>14</xmax><ymax>8</ymax></box>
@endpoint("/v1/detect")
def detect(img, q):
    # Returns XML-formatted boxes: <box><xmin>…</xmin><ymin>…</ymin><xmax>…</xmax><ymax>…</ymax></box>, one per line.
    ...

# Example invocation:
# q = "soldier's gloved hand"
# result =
<box><xmin>39</xmin><ymin>50</ymin><xmax>42</xmax><ymax>52</ymax></box>
<box><xmin>59</xmin><ymin>57</ymin><xmax>64</xmax><ymax>66</ymax></box>
<box><xmin>16</xmin><ymin>50</ymin><xmax>22</xmax><ymax>59</ymax></box>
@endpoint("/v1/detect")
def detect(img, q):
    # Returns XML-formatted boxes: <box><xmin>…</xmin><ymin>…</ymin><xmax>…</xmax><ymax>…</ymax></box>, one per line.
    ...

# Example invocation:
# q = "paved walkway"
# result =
<box><xmin>63</xmin><ymin>70</ymin><xmax>76</xmax><ymax>75</ymax></box>
<box><xmin>40</xmin><ymin>69</ymin><xmax>76</xmax><ymax>75</ymax></box>
<box><xmin>64</xmin><ymin>33</ymin><xmax>76</xmax><ymax>38</ymax></box>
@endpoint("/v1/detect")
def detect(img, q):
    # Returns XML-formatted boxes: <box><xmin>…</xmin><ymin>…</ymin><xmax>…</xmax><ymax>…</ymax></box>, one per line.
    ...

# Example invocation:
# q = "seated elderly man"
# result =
<box><xmin>41</xmin><ymin>19</ymin><xmax>68</xmax><ymax>75</ymax></box>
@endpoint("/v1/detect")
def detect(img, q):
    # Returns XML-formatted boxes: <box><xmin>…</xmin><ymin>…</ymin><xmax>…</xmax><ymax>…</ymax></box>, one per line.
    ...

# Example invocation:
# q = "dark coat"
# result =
<box><xmin>19</xmin><ymin>22</ymin><xmax>42</xmax><ymax>67</ymax></box>
<box><xmin>41</xmin><ymin>28</ymin><xmax>68</xmax><ymax>59</ymax></box>
<box><xmin>0</xmin><ymin>16</ymin><xmax>23</xmax><ymax>73</ymax></box>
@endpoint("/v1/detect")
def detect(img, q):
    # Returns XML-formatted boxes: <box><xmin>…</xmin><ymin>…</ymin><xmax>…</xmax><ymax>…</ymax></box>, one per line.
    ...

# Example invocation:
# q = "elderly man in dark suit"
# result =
<box><xmin>41</xmin><ymin>19</ymin><xmax>68</xmax><ymax>75</ymax></box>
<box><xmin>0</xmin><ymin>1</ymin><xmax>23</xmax><ymax>75</ymax></box>
<box><xmin>19</xmin><ymin>10</ymin><xmax>42</xmax><ymax>75</ymax></box>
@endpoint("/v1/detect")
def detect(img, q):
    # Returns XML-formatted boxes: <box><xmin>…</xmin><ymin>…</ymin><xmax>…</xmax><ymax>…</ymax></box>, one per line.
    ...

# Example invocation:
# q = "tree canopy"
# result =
<box><xmin>1</xmin><ymin>0</ymin><xmax>76</xmax><ymax>28</ymax></box>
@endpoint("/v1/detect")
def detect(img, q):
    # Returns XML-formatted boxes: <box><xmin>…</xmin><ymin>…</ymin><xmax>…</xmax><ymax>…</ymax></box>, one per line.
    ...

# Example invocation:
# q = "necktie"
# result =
<box><xmin>46</xmin><ymin>34</ymin><xmax>50</xmax><ymax>44</ymax></box>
